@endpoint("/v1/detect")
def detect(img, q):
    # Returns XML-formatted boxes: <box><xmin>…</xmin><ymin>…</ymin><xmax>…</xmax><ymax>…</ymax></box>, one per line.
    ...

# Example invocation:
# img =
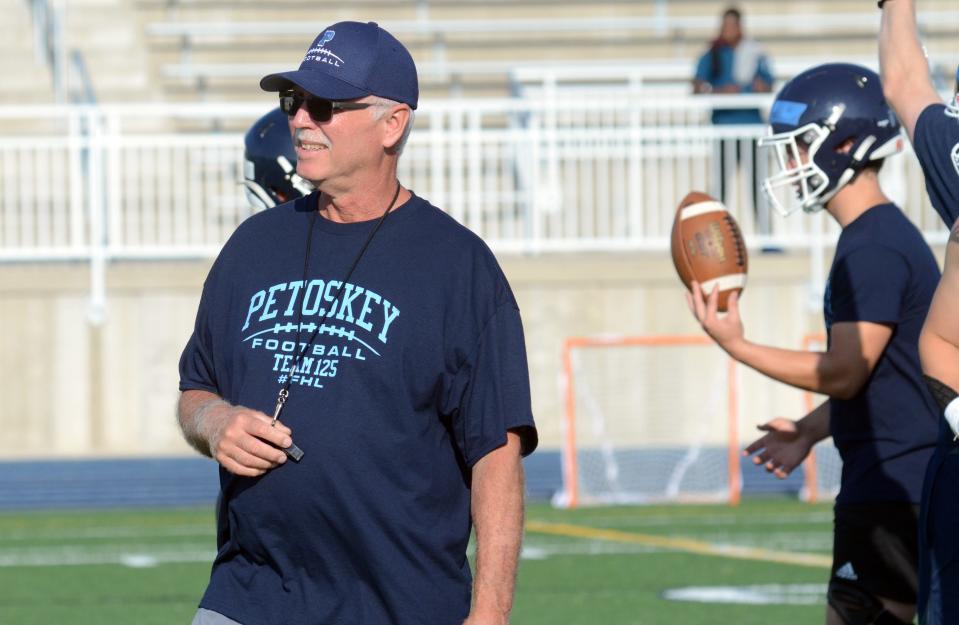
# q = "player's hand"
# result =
<box><xmin>742</xmin><ymin>418</ymin><xmax>813</xmax><ymax>479</ymax></box>
<box><xmin>685</xmin><ymin>281</ymin><xmax>745</xmax><ymax>351</ymax></box>
<box><xmin>204</xmin><ymin>403</ymin><xmax>294</xmax><ymax>477</ymax></box>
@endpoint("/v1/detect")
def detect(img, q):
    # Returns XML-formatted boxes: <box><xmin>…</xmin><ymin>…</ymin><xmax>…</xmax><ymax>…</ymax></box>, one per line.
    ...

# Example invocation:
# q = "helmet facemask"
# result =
<box><xmin>759</xmin><ymin>122</ymin><xmax>832</xmax><ymax>216</ymax></box>
<box><xmin>241</xmin><ymin>154</ymin><xmax>314</xmax><ymax>211</ymax></box>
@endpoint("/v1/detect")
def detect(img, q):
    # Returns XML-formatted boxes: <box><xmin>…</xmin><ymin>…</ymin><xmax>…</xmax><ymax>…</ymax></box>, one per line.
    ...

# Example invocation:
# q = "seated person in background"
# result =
<box><xmin>693</xmin><ymin>7</ymin><xmax>774</xmax><ymax>222</ymax></box>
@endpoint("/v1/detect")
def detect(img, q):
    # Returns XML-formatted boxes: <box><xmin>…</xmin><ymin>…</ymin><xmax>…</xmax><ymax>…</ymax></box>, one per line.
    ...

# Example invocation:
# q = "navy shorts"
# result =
<box><xmin>919</xmin><ymin>445</ymin><xmax>959</xmax><ymax>625</ymax></box>
<box><xmin>831</xmin><ymin>502</ymin><xmax>919</xmax><ymax>604</ymax></box>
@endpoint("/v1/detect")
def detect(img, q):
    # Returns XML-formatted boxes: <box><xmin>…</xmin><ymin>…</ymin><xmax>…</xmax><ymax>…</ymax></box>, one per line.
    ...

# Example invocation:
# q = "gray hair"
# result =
<box><xmin>369</xmin><ymin>96</ymin><xmax>415</xmax><ymax>155</ymax></box>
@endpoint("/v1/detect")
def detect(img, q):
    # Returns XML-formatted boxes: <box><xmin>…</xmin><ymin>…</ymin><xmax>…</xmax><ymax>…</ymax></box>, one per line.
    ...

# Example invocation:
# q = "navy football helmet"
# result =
<box><xmin>759</xmin><ymin>63</ymin><xmax>903</xmax><ymax>216</ymax></box>
<box><xmin>242</xmin><ymin>107</ymin><xmax>313</xmax><ymax>210</ymax></box>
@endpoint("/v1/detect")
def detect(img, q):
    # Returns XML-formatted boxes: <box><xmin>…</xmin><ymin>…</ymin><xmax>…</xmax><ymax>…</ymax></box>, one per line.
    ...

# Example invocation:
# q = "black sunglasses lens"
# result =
<box><xmin>279</xmin><ymin>93</ymin><xmax>332</xmax><ymax>121</ymax></box>
<box><xmin>305</xmin><ymin>98</ymin><xmax>332</xmax><ymax>121</ymax></box>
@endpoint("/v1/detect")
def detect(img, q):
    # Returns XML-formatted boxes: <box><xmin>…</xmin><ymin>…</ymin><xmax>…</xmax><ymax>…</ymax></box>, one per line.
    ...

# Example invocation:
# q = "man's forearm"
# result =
<box><xmin>796</xmin><ymin>400</ymin><xmax>831</xmax><ymax>444</ymax></box>
<box><xmin>467</xmin><ymin>432</ymin><xmax>525</xmax><ymax>624</ymax></box>
<box><xmin>722</xmin><ymin>340</ymin><xmax>863</xmax><ymax>399</ymax></box>
<box><xmin>879</xmin><ymin>0</ymin><xmax>923</xmax><ymax>91</ymax></box>
<box><xmin>177</xmin><ymin>389</ymin><xmax>229</xmax><ymax>457</ymax></box>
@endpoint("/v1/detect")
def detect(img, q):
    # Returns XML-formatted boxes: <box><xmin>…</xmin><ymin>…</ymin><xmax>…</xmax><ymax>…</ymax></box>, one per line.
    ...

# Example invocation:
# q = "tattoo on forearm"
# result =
<box><xmin>951</xmin><ymin>219</ymin><xmax>959</xmax><ymax>244</ymax></box>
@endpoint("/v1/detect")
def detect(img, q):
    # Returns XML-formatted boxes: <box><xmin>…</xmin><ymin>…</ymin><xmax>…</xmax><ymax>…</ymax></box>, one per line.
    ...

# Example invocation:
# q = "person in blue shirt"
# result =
<box><xmin>693</xmin><ymin>7</ymin><xmax>774</xmax><ymax>124</ymax></box>
<box><xmin>693</xmin><ymin>7</ymin><xmax>774</xmax><ymax>220</ymax></box>
<box><xmin>687</xmin><ymin>63</ymin><xmax>940</xmax><ymax>625</ymax></box>
<box><xmin>177</xmin><ymin>21</ymin><xmax>537</xmax><ymax>625</ymax></box>
<box><xmin>880</xmin><ymin>2</ymin><xmax>959</xmax><ymax>624</ymax></box>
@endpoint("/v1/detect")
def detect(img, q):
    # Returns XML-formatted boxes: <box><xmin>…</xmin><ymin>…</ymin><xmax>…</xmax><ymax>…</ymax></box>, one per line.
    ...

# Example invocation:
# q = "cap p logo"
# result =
<box><xmin>319</xmin><ymin>30</ymin><xmax>335</xmax><ymax>47</ymax></box>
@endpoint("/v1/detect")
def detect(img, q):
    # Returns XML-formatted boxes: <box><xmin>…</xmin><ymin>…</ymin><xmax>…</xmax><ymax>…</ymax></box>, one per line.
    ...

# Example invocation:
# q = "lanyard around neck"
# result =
<box><xmin>270</xmin><ymin>181</ymin><xmax>403</xmax><ymax>462</ymax></box>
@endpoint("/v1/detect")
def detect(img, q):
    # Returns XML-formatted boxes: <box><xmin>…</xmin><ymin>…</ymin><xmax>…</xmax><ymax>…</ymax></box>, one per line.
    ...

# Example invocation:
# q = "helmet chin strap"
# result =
<box><xmin>805</xmin><ymin>134</ymin><xmax>884</xmax><ymax>213</ymax></box>
<box><xmin>807</xmin><ymin>167</ymin><xmax>855</xmax><ymax>212</ymax></box>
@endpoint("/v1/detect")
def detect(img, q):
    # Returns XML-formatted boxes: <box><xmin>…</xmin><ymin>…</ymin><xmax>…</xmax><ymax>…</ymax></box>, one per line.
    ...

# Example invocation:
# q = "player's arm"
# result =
<box><xmin>879</xmin><ymin>0</ymin><xmax>942</xmax><ymax>142</ymax></box>
<box><xmin>743</xmin><ymin>400</ymin><xmax>830</xmax><ymax>479</ymax></box>
<box><xmin>687</xmin><ymin>283</ymin><xmax>892</xmax><ymax>398</ymax></box>
<box><xmin>465</xmin><ymin>430</ymin><xmax>525</xmax><ymax>625</ymax></box>
<box><xmin>920</xmin><ymin>225</ymin><xmax>959</xmax><ymax>399</ymax></box>
<box><xmin>177</xmin><ymin>389</ymin><xmax>292</xmax><ymax>477</ymax></box>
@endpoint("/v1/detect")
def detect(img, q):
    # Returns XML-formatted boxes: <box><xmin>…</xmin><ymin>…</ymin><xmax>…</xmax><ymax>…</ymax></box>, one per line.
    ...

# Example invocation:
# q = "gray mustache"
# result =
<box><xmin>294</xmin><ymin>128</ymin><xmax>331</xmax><ymax>149</ymax></box>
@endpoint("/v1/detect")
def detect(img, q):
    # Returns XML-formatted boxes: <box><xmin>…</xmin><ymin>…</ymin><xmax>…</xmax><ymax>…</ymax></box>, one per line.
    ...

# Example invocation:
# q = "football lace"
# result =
<box><xmin>723</xmin><ymin>214</ymin><xmax>747</xmax><ymax>268</ymax></box>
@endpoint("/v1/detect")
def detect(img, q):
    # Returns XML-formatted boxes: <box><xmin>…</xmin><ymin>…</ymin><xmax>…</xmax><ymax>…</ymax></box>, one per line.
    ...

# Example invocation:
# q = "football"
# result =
<box><xmin>670</xmin><ymin>191</ymin><xmax>748</xmax><ymax>312</ymax></box>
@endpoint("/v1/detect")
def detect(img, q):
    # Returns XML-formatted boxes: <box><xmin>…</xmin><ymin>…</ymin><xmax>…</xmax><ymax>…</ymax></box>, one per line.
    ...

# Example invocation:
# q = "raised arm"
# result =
<box><xmin>879</xmin><ymin>0</ymin><xmax>943</xmax><ymax>142</ymax></box>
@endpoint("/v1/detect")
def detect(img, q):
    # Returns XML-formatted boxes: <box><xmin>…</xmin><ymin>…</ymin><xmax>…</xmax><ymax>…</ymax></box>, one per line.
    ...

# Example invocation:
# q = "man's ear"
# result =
<box><xmin>382</xmin><ymin>105</ymin><xmax>412</xmax><ymax>151</ymax></box>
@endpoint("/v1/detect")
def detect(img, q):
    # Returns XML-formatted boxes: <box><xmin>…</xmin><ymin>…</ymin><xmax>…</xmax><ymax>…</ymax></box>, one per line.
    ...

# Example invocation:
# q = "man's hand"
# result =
<box><xmin>743</xmin><ymin>418</ymin><xmax>815</xmax><ymax>479</ymax></box>
<box><xmin>206</xmin><ymin>403</ymin><xmax>293</xmax><ymax>477</ymax></box>
<box><xmin>178</xmin><ymin>390</ymin><xmax>293</xmax><ymax>477</ymax></box>
<box><xmin>685</xmin><ymin>281</ymin><xmax>745</xmax><ymax>353</ymax></box>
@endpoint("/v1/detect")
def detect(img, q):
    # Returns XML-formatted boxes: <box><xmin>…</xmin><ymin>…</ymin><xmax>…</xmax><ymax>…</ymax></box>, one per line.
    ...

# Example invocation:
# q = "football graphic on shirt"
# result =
<box><xmin>670</xmin><ymin>191</ymin><xmax>748</xmax><ymax>312</ymax></box>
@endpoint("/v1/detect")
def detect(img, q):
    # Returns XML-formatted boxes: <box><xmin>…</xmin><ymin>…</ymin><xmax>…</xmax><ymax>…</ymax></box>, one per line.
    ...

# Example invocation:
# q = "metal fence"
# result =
<box><xmin>0</xmin><ymin>95</ymin><xmax>949</xmax><ymax>262</ymax></box>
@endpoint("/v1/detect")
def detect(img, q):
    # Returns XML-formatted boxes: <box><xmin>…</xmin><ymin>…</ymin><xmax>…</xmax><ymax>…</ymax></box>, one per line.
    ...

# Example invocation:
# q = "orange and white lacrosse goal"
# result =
<box><xmin>556</xmin><ymin>333</ymin><xmax>843</xmax><ymax>508</ymax></box>
<box><xmin>556</xmin><ymin>335</ymin><xmax>742</xmax><ymax>508</ymax></box>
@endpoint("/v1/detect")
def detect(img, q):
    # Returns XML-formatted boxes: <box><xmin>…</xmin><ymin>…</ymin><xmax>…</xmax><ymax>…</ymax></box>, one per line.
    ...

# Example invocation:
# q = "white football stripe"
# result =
<box><xmin>680</xmin><ymin>201</ymin><xmax>727</xmax><ymax>220</ymax></box>
<box><xmin>700</xmin><ymin>274</ymin><xmax>747</xmax><ymax>293</ymax></box>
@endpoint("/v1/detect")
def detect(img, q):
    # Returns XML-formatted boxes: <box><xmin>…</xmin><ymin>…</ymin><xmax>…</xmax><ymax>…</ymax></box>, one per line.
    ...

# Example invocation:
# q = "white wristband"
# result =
<box><xmin>945</xmin><ymin>397</ymin><xmax>959</xmax><ymax>440</ymax></box>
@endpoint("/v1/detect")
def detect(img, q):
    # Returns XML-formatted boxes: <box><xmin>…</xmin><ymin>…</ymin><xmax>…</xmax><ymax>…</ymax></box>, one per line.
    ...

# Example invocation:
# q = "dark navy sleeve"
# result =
<box><xmin>829</xmin><ymin>246</ymin><xmax>910</xmax><ymax>325</ymax></box>
<box><xmin>445</xmin><ymin>303</ymin><xmax>538</xmax><ymax>467</ymax></box>
<box><xmin>913</xmin><ymin>103</ymin><xmax>959</xmax><ymax>228</ymax></box>
<box><xmin>178</xmin><ymin>274</ymin><xmax>221</xmax><ymax>394</ymax></box>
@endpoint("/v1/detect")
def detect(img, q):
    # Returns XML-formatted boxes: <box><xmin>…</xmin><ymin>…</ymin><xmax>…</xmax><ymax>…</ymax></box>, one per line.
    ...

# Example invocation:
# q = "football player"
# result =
<box><xmin>687</xmin><ymin>63</ymin><xmax>940</xmax><ymax>625</ymax></box>
<box><xmin>242</xmin><ymin>107</ymin><xmax>314</xmax><ymax>209</ymax></box>
<box><xmin>880</xmin><ymin>2</ymin><xmax>959</xmax><ymax>623</ymax></box>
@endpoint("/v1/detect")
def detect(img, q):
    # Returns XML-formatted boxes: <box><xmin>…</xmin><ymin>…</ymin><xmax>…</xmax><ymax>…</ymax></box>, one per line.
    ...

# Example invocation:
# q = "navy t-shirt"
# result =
<box><xmin>824</xmin><ymin>203</ymin><xmax>940</xmax><ymax>505</ymax></box>
<box><xmin>179</xmin><ymin>192</ymin><xmax>537</xmax><ymax>625</ymax></box>
<box><xmin>913</xmin><ymin>103</ymin><xmax>959</xmax><ymax>228</ymax></box>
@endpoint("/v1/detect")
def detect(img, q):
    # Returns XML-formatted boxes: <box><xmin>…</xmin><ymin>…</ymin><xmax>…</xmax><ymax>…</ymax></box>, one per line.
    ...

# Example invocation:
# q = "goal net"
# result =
<box><xmin>556</xmin><ymin>335</ymin><xmax>741</xmax><ymax>507</ymax></box>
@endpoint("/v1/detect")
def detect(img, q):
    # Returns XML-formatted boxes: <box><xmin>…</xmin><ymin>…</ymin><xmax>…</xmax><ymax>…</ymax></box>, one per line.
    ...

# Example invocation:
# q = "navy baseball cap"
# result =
<box><xmin>260</xmin><ymin>21</ymin><xmax>418</xmax><ymax>110</ymax></box>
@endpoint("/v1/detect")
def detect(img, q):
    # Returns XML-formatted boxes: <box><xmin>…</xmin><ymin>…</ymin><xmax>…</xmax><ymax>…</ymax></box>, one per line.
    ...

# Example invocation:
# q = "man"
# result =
<box><xmin>879</xmin><ymin>2</ymin><xmax>959</xmax><ymax>623</ymax></box>
<box><xmin>241</xmin><ymin>107</ymin><xmax>314</xmax><ymax>210</ymax></box>
<box><xmin>693</xmin><ymin>7</ymin><xmax>774</xmax><ymax>221</ymax></box>
<box><xmin>692</xmin><ymin>7</ymin><xmax>774</xmax><ymax>121</ymax></box>
<box><xmin>687</xmin><ymin>63</ymin><xmax>940</xmax><ymax>625</ymax></box>
<box><xmin>178</xmin><ymin>21</ymin><xmax>537</xmax><ymax>625</ymax></box>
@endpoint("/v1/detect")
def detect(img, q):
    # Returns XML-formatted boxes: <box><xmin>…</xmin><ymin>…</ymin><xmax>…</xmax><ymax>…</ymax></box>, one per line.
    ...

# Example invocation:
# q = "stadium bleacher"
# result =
<box><xmin>12</xmin><ymin>0</ymin><xmax>959</xmax><ymax>105</ymax></box>
<box><xmin>0</xmin><ymin>0</ymin><xmax>53</xmax><ymax>103</ymax></box>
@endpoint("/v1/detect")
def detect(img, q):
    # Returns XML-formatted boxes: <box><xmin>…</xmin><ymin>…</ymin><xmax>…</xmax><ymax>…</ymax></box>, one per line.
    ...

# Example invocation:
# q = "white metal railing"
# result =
<box><xmin>0</xmin><ymin>95</ymin><xmax>950</xmax><ymax>315</ymax></box>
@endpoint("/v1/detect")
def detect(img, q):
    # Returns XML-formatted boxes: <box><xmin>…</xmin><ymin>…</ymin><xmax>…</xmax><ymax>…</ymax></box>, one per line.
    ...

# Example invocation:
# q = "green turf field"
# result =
<box><xmin>0</xmin><ymin>498</ymin><xmax>834</xmax><ymax>625</ymax></box>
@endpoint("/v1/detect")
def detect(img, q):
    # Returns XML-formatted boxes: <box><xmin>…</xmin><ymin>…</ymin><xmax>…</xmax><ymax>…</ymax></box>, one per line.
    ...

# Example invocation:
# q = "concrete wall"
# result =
<box><xmin>0</xmin><ymin>248</ymin><xmax>865</xmax><ymax>460</ymax></box>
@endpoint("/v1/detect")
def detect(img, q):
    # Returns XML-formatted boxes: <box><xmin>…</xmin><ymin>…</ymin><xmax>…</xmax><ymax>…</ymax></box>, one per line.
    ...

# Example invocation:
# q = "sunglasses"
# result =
<box><xmin>279</xmin><ymin>91</ymin><xmax>374</xmax><ymax>122</ymax></box>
